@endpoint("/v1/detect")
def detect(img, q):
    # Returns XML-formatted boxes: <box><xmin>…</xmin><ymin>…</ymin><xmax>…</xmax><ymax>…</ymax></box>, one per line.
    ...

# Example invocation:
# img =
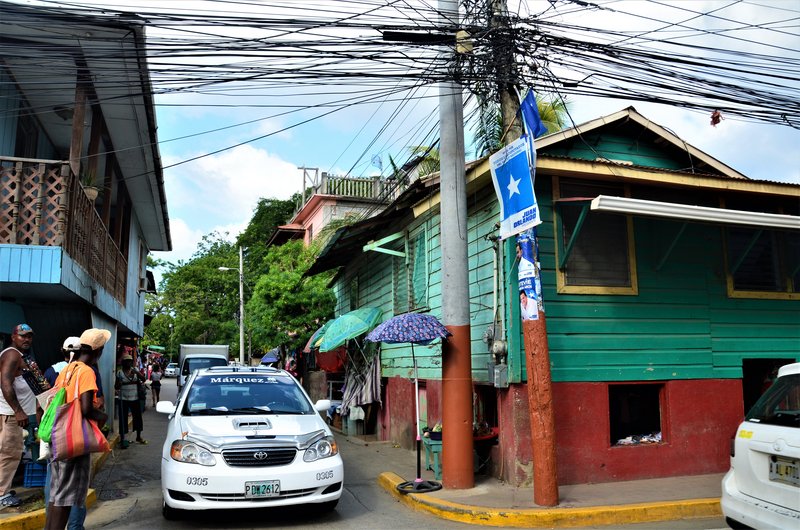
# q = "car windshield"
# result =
<box><xmin>746</xmin><ymin>373</ymin><xmax>800</xmax><ymax>428</ymax></box>
<box><xmin>183</xmin><ymin>373</ymin><xmax>314</xmax><ymax>416</ymax></box>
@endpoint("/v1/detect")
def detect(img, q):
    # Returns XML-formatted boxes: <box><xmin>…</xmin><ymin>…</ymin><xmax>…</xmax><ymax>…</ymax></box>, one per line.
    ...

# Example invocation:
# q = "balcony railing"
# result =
<box><xmin>318</xmin><ymin>173</ymin><xmax>408</xmax><ymax>201</ymax></box>
<box><xmin>0</xmin><ymin>156</ymin><xmax>127</xmax><ymax>305</ymax></box>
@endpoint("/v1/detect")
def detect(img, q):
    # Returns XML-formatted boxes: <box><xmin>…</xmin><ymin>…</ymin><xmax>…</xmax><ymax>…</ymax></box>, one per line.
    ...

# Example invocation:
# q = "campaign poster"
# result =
<box><xmin>489</xmin><ymin>138</ymin><xmax>541</xmax><ymax>240</ymax></box>
<box><xmin>517</xmin><ymin>233</ymin><xmax>539</xmax><ymax>321</ymax></box>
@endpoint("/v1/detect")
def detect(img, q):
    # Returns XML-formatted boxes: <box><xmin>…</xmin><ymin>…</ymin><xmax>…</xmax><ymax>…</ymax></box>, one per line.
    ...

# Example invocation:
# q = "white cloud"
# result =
<box><xmin>157</xmin><ymin>144</ymin><xmax>302</xmax><ymax>263</ymax></box>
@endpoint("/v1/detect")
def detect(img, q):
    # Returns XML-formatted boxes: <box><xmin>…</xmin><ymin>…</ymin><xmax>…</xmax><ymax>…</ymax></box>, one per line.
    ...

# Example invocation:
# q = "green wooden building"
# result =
<box><xmin>309</xmin><ymin>107</ymin><xmax>799</xmax><ymax>486</ymax></box>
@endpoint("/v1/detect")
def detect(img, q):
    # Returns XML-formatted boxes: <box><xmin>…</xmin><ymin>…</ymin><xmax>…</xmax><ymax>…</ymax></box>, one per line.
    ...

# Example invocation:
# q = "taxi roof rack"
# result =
<box><xmin>204</xmin><ymin>365</ymin><xmax>283</xmax><ymax>374</ymax></box>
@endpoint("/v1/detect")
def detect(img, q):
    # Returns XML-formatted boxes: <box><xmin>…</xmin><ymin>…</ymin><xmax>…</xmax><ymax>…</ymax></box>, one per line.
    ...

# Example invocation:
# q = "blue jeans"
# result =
<box><xmin>44</xmin><ymin>463</ymin><xmax>87</xmax><ymax>530</ymax></box>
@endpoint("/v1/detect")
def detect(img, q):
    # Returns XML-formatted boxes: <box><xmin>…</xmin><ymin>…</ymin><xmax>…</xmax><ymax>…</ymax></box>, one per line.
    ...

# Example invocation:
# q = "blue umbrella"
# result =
<box><xmin>366</xmin><ymin>312</ymin><xmax>448</xmax><ymax>493</ymax></box>
<box><xmin>366</xmin><ymin>312</ymin><xmax>451</xmax><ymax>345</ymax></box>
<box><xmin>260</xmin><ymin>346</ymin><xmax>280</xmax><ymax>365</ymax></box>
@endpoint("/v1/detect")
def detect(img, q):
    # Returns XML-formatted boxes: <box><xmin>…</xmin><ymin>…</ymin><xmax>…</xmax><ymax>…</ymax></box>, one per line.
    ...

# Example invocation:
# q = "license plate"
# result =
<box><xmin>245</xmin><ymin>480</ymin><xmax>281</xmax><ymax>498</ymax></box>
<box><xmin>769</xmin><ymin>457</ymin><xmax>800</xmax><ymax>487</ymax></box>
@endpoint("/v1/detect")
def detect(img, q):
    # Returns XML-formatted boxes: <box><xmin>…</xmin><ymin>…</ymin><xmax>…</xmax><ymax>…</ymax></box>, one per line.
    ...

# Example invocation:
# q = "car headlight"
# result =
<box><xmin>170</xmin><ymin>440</ymin><xmax>216</xmax><ymax>466</ymax></box>
<box><xmin>303</xmin><ymin>435</ymin><xmax>338</xmax><ymax>462</ymax></box>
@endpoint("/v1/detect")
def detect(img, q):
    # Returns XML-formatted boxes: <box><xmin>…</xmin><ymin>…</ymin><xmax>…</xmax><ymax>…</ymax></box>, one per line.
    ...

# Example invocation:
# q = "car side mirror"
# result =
<box><xmin>314</xmin><ymin>399</ymin><xmax>332</xmax><ymax>412</ymax></box>
<box><xmin>156</xmin><ymin>401</ymin><xmax>176</xmax><ymax>414</ymax></box>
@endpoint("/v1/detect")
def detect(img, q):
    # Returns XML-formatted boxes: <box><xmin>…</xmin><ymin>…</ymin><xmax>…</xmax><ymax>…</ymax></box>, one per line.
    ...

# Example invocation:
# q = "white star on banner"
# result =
<box><xmin>507</xmin><ymin>175</ymin><xmax>521</xmax><ymax>198</ymax></box>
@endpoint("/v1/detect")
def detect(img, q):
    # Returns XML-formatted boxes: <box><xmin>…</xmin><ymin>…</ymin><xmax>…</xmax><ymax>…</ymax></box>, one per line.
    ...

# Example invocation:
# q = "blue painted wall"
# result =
<box><xmin>0</xmin><ymin>245</ymin><xmax>61</xmax><ymax>283</ymax></box>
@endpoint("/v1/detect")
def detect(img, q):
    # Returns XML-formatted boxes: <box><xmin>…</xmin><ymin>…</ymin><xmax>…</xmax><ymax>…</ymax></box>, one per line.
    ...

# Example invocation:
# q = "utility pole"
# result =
<box><xmin>238</xmin><ymin>245</ymin><xmax>245</xmax><ymax>366</ymax></box>
<box><xmin>491</xmin><ymin>0</ymin><xmax>559</xmax><ymax>507</ymax></box>
<box><xmin>218</xmin><ymin>246</ymin><xmax>246</xmax><ymax>366</ymax></box>
<box><xmin>439</xmin><ymin>0</ymin><xmax>474</xmax><ymax>489</ymax></box>
<box><xmin>297</xmin><ymin>166</ymin><xmax>319</xmax><ymax>206</ymax></box>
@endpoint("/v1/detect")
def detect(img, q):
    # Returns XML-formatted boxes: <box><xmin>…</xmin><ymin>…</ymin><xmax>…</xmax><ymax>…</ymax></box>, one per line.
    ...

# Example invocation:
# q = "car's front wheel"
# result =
<box><xmin>162</xmin><ymin>499</ymin><xmax>182</xmax><ymax>520</ymax></box>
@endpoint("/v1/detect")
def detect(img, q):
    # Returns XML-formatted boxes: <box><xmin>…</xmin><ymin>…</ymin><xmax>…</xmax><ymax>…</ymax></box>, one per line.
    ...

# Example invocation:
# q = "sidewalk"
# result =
<box><xmin>0</xmin><ymin>435</ymin><xmax>119</xmax><ymax>530</ymax></box>
<box><xmin>346</xmin><ymin>435</ymin><xmax>723</xmax><ymax>527</ymax></box>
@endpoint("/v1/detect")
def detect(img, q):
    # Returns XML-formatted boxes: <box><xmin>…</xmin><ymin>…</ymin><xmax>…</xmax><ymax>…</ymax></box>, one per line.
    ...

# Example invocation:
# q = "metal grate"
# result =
<box><xmin>221</xmin><ymin>447</ymin><xmax>297</xmax><ymax>467</ymax></box>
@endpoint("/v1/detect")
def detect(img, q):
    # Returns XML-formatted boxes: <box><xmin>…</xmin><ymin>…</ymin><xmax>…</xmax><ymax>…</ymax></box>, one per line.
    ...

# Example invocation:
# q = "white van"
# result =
<box><xmin>721</xmin><ymin>361</ymin><xmax>800</xmax><ymax>530</ymax></box>
<box><xmin>178</xmin><ymin>353</ymin><xmax>228</xmax><ymax>391</ymax></box>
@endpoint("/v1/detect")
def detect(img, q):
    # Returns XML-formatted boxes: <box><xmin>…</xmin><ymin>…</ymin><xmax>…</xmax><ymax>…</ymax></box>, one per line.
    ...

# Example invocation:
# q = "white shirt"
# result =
<box><xmin>0</xmin><ymin>347</ymin><xmax>37</xmax><ymax>416</ymax></box>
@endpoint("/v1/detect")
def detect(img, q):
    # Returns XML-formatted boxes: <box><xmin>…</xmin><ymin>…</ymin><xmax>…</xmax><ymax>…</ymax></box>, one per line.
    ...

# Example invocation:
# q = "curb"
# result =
<box><xmin>378</xmin><ymin>472</ymin><xmax>722</xmax><ymax>528</ymax></box>
<box><xmin>0</xmin><ymin>434</ymin><xmax>119</xmax><ymax>529</ymax></box>
<box><xmin>0</xmin><ymin>490</ymin><xmax>97</xmax><ymax>530</ymax></box>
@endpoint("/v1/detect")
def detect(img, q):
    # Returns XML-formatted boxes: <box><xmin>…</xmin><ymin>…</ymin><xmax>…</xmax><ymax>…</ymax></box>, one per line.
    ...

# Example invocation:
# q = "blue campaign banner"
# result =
<box><xmin>489</xmin><ymin>138</ymin><xmax>541</xmax><ymax>240</ymax></box>
<box><xmin>517</xmin><ymin>233</ymin><xmax>539</xmax><ymax>321</ymax></box>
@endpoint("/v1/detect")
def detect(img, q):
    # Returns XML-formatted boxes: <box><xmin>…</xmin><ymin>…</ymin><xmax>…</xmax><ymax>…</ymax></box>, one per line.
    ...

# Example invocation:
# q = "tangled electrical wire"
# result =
<box><xmin>1</xmin><ymin>0</ymin><xmax>798</xmax><ymax>188</ymax></box>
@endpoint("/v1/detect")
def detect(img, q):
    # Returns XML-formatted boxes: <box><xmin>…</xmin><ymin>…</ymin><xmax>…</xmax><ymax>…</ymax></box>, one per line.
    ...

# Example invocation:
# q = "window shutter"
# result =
<box><xmin>560</xmin><ymin>180</ymin><xmax>632</xmax><ymax>288</ymax></box>
<box><xmin>411</xmin><ymin>230</ymin><xmax>428</xmax><ymax>309</ymax></box>
<box><xmin>393</xmin><ymin>254</ymin><xmax>409</xmax><ymax>314</ymax></box>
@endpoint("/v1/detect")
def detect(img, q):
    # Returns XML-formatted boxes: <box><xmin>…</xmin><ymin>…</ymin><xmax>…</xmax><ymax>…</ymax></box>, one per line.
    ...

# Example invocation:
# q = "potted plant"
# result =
<box><xmin>80</xmin><ymin>170</ymin><xmax>99</xmax><ymax>202</ymax></box>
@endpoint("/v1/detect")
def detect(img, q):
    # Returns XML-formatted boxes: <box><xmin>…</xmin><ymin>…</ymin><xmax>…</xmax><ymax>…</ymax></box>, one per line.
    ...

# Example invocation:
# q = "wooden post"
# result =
<box><xmin>491</xmin><ymin>0</ymin><xmax>559</xmax><ymax>506</ymax></box>
<box><xmin>522</xmin><ymin>315</ymin><xmax>558</xmax><ymax>505</ymax></box>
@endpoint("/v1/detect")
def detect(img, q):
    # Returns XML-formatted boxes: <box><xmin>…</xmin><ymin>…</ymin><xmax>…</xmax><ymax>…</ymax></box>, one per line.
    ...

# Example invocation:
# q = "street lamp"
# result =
<box><xmin>218</xmin><ymin>246</ymin><xmax>245</xmax><ymax>366</ymax></box>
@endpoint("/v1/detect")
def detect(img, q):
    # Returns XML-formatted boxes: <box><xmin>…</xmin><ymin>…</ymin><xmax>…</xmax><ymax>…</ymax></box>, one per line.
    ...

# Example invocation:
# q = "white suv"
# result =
<box><xmin>157</xmin><ymin>366</ymin><xmax>343</xmax><ymax>519</ymax></box>
<box><xmin>722</xmin><ymin>362</ymin><xmax>800</xmax><ymax>529</ymax></box>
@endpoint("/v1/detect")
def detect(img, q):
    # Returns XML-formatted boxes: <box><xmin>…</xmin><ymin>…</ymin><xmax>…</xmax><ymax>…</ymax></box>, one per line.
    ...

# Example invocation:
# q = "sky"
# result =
<box><xmin>11</xmin><ymin>0</ymin><xmax>799</xmax><ymax>267</ymax></box>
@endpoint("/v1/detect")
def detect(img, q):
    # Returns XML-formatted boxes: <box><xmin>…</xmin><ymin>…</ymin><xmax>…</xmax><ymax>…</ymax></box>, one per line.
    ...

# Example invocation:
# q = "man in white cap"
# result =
<box><xmin>44</xmin><ymin>328</ymin><xmax>110</xmax><ymax>530</ymax></box>
<box><xmin>44</xmin><ymin>337</ymin><xmax>81</xmax><ymax>387</ymax></box>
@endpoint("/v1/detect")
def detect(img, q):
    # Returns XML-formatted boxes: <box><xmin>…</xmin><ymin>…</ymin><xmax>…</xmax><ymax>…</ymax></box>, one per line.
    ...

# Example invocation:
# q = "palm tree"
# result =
<box><xmin>472</xmin><ymin>93</ymin><xmax>568</xmax><ymax>158</ymax></box>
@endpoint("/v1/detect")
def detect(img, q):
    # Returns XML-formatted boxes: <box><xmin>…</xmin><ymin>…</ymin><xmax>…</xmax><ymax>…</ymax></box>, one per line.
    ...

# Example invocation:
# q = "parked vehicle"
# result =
<box><xmin>178</xmin><ymin>353</ymin><xmax>228</xmax><ymax>391</ymax></box>
<box><xmin>179</xmin><ymin>344</ymin><xmax>230</xmax><ymax>368</ymax></box>
<box><xmin>157</xmin><ymin>365</ymin><xmax>342</xmax><ymax>519</ymax></box>
<box><xmin>178</xmin><ymin>344</ymin><xmax>230</xmax><ymax>390</ymax></box>
<box><xmin>721</xmin><ymin>362</ymin><xmax>800</xmax><ymax>530</ymax></box>
<box><xmin>165</xmin><ymin>363</ymin><xmax>178</xmax><ymax>377</ymax></box>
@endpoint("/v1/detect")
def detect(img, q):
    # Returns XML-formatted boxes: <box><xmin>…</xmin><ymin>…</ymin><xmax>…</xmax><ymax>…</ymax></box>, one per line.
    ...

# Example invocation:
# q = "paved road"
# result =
<box><xmin>85</xmin><ymin>377</ymin><xmax>468</xmax><ymax>529</ymax></box>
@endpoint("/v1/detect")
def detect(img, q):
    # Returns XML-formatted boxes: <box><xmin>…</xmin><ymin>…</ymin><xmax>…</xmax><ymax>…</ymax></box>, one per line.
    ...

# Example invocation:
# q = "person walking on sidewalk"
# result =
<box><xmin>115</xmin><ymin>355</ymin><xmax>146</xmax><ymax>448</ymax></box>
<box><xmin>149</xmin><ymin>364</ymin><xmax>162</xmax><ymax>407</ymax></box>
<box><xmin>0</xmin><ymin>324</ymin><xmax>40</xmax><ymax>508</ymax></box>
<box><xmin>44</xmin><ymin>328</ymin><xmax>109</xmax><ymax>530</ymax></box>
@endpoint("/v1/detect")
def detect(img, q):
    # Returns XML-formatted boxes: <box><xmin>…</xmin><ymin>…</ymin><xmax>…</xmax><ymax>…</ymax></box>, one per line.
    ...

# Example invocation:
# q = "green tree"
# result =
<box><xmin>237</xmin><ymin>196</ymin><xmax>298</xmax><ymax>274</ymax></box>
<box><xmin>472</xmin><ymin>94</ymin><xmax>569</xmax><ymax>157</ymax></box>
<box><xmin>157</xmin><ymin>233</ymin><xmax>239</xmax><ymax>353</ymax></box>
<box><xmin>247</xmin><ymin>240</ymin><xmax>335</xmax><ymax>353</ymax></box>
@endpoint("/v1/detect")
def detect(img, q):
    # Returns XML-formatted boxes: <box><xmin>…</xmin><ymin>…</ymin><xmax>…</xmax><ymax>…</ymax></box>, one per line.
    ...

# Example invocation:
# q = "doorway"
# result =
<box><xmin>742</xmin><ymin>358</ymin><xmax>795</xmax><ymax>413</ymax></box>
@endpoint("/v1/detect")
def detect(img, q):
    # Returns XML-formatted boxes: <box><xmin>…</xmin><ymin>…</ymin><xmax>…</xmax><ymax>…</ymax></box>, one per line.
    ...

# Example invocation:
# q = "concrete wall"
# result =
<box><xmin>496</xmin><ymin>379</ymin><xmax>743</xmax><ymax>486</ymax></box>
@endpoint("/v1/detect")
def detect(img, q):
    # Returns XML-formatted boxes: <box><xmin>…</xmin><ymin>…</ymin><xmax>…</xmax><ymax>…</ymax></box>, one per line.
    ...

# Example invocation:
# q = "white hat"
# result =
<box><xmin>79</xmin><ymin>328</ymin><xmax>112</xmax><ymax>351</ymax></box>
<box><xmin>62</xmin><ymin>337</ymin><xmax>81</xmax><ymax>351</ymax></box>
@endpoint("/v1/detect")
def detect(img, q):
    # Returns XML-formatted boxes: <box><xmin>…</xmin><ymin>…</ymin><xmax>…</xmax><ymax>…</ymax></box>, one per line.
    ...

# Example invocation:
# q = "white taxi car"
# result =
<box><xmin>164</xmin><ymin>363</ymin><xmax>178</xmax><ymax>377</ymax></box>
<box><xmin>721</xmin><ymin>362</ymin><xmax>800</xmax><ymax>530</ymax></box>
<box><xmin>157</xmin><ymin>365</ymin><xmax>343</xmax><ymax>519</ymax></box>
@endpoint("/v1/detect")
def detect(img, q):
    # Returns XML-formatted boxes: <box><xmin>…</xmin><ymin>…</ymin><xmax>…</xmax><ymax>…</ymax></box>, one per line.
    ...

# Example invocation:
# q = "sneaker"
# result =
<box><xmin>0</xmin><ymin>493</ymin><xmax>22</xmax><ymax>507</ymax></box>
<box><xmin>136</xmin><ymin>439</ymin><xmax>148</xmax><ymax>445</ymax></box>
<box><xmin>120</xmin><ymin>440</ymin><xmax>130</xmax><ymax>449</ymax></box>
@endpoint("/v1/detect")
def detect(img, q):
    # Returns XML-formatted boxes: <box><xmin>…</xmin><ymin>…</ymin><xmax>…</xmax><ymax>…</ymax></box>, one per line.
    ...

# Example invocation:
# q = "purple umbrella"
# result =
<box><xmin>366</xmin><ymin>312</ymin><xmax>451</xmax><ymax>345</ymax></box>
<box><xmin>366</xmin><ymin>313</ymin><xmax>449</xmax><ymax>493</ymax></box>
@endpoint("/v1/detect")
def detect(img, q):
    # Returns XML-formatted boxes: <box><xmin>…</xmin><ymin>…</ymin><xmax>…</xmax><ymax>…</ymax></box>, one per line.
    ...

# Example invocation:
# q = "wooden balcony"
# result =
<box><xmin>0</xmin><ymin>156</ymin><xmax>127</xmax><ymax>305</ymax></box>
